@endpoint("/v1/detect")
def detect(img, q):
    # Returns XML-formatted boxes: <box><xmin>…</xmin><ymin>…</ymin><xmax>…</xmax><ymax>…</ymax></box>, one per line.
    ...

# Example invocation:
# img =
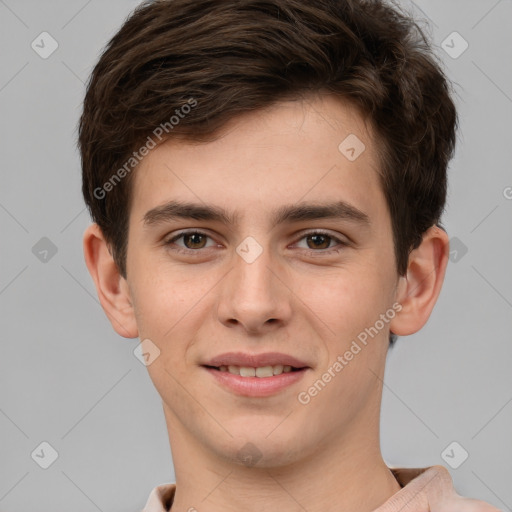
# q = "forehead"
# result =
<box><xmin>129</xmin><ymin>94</ymin><xmax>386</xmax><ymax>228</ymax></box>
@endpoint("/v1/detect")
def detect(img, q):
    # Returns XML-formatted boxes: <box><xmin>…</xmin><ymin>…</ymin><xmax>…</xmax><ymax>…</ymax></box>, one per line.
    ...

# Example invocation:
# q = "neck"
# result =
<box><xmin>164</xmin><ymin>407</ymin><xmax>401</xmax><ymax>512</ymax></box>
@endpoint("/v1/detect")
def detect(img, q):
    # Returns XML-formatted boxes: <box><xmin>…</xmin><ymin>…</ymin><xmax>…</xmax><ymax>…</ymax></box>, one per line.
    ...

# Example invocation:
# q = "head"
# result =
<box><xmin>81</xmin><ymin>0</ymin><xmax>456</xmax><ymax>468</ymax></box>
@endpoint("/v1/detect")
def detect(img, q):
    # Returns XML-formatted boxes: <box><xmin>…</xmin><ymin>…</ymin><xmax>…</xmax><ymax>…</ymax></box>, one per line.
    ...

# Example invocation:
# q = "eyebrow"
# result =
<box><xmin>143</xmin><ymin>199</ymin><xmax>370</xmax><ymax>228</ymax></box>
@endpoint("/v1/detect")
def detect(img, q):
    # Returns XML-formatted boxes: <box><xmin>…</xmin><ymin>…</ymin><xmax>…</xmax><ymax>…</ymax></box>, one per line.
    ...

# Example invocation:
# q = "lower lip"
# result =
<box><xmin>203</xmin><ymin>367</ymin><xmax>308</xmax><ymax>397</ymax></box>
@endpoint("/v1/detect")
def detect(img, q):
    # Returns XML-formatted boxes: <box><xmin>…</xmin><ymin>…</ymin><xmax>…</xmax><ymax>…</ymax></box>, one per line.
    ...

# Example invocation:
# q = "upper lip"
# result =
<box><xmin>203</xmin><ymin>352</ymin><xmax>310</xmax><ymax>368</ymax></box>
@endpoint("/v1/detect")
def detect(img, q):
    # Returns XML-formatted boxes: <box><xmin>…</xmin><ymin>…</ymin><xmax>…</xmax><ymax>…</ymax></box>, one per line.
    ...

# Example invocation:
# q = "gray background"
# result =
<box><xmin>0</xmin><ymin>0</ymin><xmax>511</xmax><ymax>511</ymax></box>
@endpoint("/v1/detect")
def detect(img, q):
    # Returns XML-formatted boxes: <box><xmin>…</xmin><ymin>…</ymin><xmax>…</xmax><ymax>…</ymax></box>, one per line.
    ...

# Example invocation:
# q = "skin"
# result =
<box><xmin>84</xmin><ymin>94</ymin><xmax>451</xmax><ymax>512</ymax></box>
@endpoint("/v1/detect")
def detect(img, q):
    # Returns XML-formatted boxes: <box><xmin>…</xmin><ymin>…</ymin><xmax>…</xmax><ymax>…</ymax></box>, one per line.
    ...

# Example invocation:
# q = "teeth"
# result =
<box><xmin>240</xmin><ymin>366</ymin><xmax>256</xmax><ymax>377</ymax></box>
<box><xmin>218</xmin><ymin>364</ymin><xmax>296</xmax><ymax>377</ymax></box>
<box><xmin>273</xmin><ymin>364</ymin><xmax>284</xmax><ymax>375</ymax></box>
<box><xmin>255</xmin><ymin>366</ymin><xmax>273</xmax><ymax>377</ymax></box>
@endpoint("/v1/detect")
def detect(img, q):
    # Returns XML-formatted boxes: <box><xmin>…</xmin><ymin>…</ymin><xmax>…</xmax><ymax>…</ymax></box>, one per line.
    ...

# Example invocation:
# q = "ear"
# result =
<box><xmin>390</xmin><ymin>225</ymin><xmax>449</xmax><ymax>336</ymax></box>
<box><xmin>83</xmin><ymin>223</ymin><xmax>138</xmax><ymax>338</ymax></box>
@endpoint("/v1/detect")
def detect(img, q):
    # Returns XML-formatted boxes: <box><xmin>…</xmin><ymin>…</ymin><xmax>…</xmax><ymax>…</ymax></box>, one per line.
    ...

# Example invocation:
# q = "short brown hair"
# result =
<box><xmin>79</xmin><ymin>0</ymin><xmax>457</xmax><ymax>282</ymax></box>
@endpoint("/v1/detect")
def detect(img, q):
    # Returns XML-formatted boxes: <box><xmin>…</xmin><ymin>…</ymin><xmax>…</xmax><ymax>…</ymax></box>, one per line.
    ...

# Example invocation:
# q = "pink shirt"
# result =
<box><xmin>142</xmin><ymin>465</ymin><xmax>468</xmax><ymax>511</ymax></box>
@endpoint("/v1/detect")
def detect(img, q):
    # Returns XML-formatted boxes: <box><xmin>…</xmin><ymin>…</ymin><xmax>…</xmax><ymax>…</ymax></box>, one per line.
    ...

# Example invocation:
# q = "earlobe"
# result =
<box><xmin>390</xmin><ymin>225</ymin><xmax>449</xmax><ymax>337</ymax></box>
<box><xmin>83</xmin><ymin>223</ymin><xmax>139</xmax><ymax>339</ymax></box>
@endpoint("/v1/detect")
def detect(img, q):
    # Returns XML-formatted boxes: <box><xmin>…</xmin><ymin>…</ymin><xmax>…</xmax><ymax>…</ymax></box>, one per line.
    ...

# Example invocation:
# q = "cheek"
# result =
<box><xmin>300</xmin><ymin>265</ymin><xmax>392</xmax><ymax>417</ymax></box>
<box><xmin>296</xmin><ymin>261</ymin><xmax>392</xmax><ymax>342</ymax></box>
<box><xmin>129</xmin><ymin>264</ymin><xmax>220</xmax><ymax>364</ymax></box>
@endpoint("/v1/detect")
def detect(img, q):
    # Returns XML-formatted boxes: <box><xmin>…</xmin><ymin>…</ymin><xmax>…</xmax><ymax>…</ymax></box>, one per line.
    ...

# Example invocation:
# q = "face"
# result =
<box><xmin>125</xmin><ymin>95</ymin><xmax>402</xmax><ymax>466</ymax></box>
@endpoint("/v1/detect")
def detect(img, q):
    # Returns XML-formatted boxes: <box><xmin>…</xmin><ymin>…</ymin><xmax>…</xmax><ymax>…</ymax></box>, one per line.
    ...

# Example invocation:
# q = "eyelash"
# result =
<box><xmin>164</xmin><ymin>230</ymin><xmax>348</xmax><ymax>256</ymax></box>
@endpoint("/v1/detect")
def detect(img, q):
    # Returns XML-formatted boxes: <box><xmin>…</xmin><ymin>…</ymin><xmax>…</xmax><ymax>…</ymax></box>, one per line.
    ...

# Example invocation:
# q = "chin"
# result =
<box><xmin>212</xmin><ymin>428</ymin><xmax>313</xmax><ymax>469</ymax></box>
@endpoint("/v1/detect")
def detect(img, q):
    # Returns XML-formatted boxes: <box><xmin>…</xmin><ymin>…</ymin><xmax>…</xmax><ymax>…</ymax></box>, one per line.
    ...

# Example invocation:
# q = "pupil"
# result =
<box><xmin>185</xmin><ymin>233</ymin><xmax>206</xmax><ymax>249</ymax></box>
<box><xmin>308</xmin><ymin>234</ymin><xmax>329</xmax><ymax>249</ymax></box>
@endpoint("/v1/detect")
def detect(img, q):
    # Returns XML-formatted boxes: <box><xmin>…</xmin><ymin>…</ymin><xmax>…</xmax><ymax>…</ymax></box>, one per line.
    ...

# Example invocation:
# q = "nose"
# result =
<box><xmin>216</xmin><ymin>238</ymin><xmax>293</xmax><ymax>335</ymax></box>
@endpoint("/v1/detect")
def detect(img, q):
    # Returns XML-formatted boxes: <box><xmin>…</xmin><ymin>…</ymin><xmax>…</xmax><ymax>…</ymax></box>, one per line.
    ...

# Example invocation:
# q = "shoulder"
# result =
<box><xmin>141</xmin><ymin>482</ymin><xmax>176</xmax><ymax>512</ymax></box>
<box><xmin>382</xmin><ymin>466</ymin><xmax>501</xmax><ymax>512</ymax></box>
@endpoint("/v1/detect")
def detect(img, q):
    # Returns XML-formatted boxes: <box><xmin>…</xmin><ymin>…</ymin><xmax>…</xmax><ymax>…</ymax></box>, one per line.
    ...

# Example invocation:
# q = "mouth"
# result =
<box><xmin>201</xmin><ymin>352</ymin><xmax>311</xmax><ymax>397</ymax></box>
<box><xmin>203</xmin><ymin>364</ymin><xmax>305</xmax><ymax>378</ymax></box>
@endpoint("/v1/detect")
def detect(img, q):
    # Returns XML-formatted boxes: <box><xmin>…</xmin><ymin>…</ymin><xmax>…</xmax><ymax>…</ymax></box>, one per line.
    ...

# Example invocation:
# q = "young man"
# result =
<box><xmin>79</xmin><ymin>1</ymin><xmax>499</xmax><ymax>510</ymax></box>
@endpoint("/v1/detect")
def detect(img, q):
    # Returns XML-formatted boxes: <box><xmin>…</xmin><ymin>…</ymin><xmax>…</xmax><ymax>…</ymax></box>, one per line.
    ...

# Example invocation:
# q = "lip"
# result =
<box><xmin>204</xmin><ymin>366</ymin><xmax>309</xmax><ymax>397</ymax></box>
<box><xmin>202</xmin><ymin>352</ymin><xmax>311</xmax><ymax>398</ymax></box>
<box><xmin>203</xmin><ymin>351</ymin><xmax>310</xmax><ymax>369</ymax></box>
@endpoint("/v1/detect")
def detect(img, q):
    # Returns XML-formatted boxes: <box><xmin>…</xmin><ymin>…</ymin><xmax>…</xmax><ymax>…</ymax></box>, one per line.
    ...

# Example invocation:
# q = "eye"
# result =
<box><xmin>294</xmin><ymin>231</ymin><xmax>348</xmax><ymax>253</ymax></box>
<box><xmin>164</xmin><ymin>229</ymin><xmax>348</xmax><ymax>256</ymax></box>
<box><xmin>165</xmin><ymin>230</ymin><xmax>217</xmax><ymax>252</ymax></box>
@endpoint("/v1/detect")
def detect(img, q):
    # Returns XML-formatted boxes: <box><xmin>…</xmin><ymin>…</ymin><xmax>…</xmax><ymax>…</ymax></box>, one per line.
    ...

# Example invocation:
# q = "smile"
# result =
<box><xmin>208</xmin><ymin>364</ymin><xmax>300</xmax><ymax>377</ymax></box>
<box><xmin>203</xmin><ymin>365</ymin><xmax>309</xmax><ymax>397</ymax></box>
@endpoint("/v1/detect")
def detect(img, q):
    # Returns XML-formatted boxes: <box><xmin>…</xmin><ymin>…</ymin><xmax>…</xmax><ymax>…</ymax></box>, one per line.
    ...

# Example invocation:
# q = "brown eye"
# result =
<box><xmin>182</xmin><ymin>232</ymin><xmax>207</xmax><ymax>249</ymax></box>
<box><xmin>294</xmin><ymin>231</ymin><xmax>348</xmax><ymax>253</ymax></box>
<box><xmin>306</xmin><ymin>234</ymin><xmax>332</xmax><ymax>250</ymax></box>
<box><xmin>166</xmin><ymin>231</ymin><xmax>215</xmax><ymax>252</ymax></box>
